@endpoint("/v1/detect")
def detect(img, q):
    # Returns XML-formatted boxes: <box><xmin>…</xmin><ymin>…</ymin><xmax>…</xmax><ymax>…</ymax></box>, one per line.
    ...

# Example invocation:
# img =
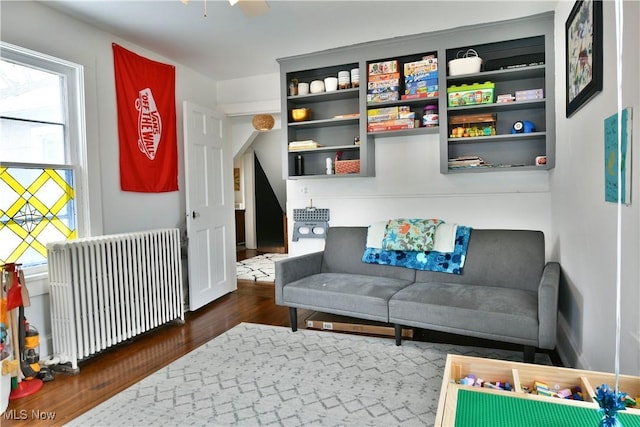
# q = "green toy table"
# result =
<box><xmin>455</xmin><ymin>389</ymin><xmax>640</xmax><ymax>427</ymax></box>
<box><xmin>435</xmin><ymin>354</ymin><xmax>640</xmax><ymax>426</ymax></box>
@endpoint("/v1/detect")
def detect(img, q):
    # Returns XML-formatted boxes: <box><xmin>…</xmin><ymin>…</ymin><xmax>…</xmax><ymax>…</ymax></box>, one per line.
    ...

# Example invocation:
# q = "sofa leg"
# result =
<box><xmin>289</xmin><ymin>307</ymin><xmax>298</xmax><ymax>332</ymax></box>
<box><xmin>394</xmin><ymin>324</ymin><xmax>402</xmax><ymax>346</ymax></box>
<box><xmin>523</xmin><ymin>345</ymin><xmax>535</xmax><ymax>363</ymax></box>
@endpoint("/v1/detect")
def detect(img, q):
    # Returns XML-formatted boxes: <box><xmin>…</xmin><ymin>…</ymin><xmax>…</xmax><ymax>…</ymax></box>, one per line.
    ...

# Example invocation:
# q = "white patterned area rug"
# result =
<box><xmin>67</xmin><ymin>323</ymin><xmax>550</xmax><ymax>427</ymax></box>
<box><xmin>236</xmin><ymin>253</ymin><xmax>288</xmax><ymax>282</ymax></box>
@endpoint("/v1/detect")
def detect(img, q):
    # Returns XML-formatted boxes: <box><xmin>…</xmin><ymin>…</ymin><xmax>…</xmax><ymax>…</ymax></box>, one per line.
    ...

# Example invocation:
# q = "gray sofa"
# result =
<box><xmin>275</xmin><ymin>226</ymin><xmax>560</xmax><ymax>361</ymax></box>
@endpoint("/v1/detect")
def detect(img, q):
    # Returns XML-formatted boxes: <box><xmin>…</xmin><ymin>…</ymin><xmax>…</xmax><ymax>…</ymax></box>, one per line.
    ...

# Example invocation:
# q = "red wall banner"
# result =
<box><xmin>113</xmin><ymin>43</ymin><xmax>178</xmax><ymax>192</ymax></box>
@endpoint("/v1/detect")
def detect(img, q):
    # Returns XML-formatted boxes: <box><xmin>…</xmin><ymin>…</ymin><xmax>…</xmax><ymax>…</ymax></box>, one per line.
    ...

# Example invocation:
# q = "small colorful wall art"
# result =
<box><xmin>604</xmin><ymin>107</ymin><xmax>632</xmax><ymax>204</ymax></box>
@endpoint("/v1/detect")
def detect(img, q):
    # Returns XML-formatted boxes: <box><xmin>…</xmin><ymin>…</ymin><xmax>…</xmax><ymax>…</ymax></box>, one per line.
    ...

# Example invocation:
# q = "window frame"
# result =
<box><xmin>1</xmin><ymin>41</ymin><xmax>89</xmax><ymax>296</ymax></box>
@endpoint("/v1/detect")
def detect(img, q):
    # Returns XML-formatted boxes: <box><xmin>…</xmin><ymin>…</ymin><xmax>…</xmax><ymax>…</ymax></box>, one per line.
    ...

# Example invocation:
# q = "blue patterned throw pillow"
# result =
<box><xmin>363</xmin><ymin>226</ymin><xmax>472</xmax><ymax>274</ymax></box>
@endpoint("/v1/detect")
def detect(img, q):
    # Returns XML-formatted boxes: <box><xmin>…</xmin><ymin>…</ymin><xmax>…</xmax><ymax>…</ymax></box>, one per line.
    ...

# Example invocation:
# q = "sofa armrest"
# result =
<box><xmin>274</xmin><ymin>251</ymin><xmax>324</xmax><ymax>305</ymax></box>
<box><xmin>537</xmin><ymin>261</ymin><xmax>560</xmax><ymax>350</ymax></box>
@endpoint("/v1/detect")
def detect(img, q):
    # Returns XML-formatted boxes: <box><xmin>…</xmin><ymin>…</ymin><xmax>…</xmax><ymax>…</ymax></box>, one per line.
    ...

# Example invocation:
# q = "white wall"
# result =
<box><xmin>217</xmin><ymin>73</ymin><xmax>280</xmax><ymax>114</ymax></box>
<box><xmin>1</xmin><ymin>1</ymin><xmax>219</xmax><ymax>357</ymax></box>
<box><xmin>2</xmin><ymin>1</ymin><xmax>218</xmax><ymax>236</ymax></box>
<box><xmin>285</xmin><ymin>132</ymin><xmax>553</xmax><ymax>256</ymax></box>
<box><xmin>252</xmin><ymin>130</ymin><xmax>287</xmax><ymax>212</ymax></box>
<box><xmin>552</xmin><ymin>1</ymin><xmax>640</xmax><ymax>375</ymax></box>
<box><xmin>219</xmin><ymin>2</ymin><xmax>640</xmax><ymax>376</ymax></box>
<box><xmin>4</xmin><ymin>0</ymin><xmax>638</xmax><ymax>376</ymax></box>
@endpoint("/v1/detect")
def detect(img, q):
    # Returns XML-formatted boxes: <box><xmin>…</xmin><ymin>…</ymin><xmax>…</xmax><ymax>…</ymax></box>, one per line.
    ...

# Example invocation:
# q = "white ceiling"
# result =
<box><xmin>41</xmin><ymin>0</ymin><xmax>558</xmax><ymax>81</ymax></box>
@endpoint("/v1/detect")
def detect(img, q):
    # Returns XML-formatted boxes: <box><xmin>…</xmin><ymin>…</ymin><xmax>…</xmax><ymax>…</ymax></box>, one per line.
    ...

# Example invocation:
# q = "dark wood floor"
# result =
<box><xmin>2</xmin><ymin>248</ymin><xmax>561</xmax><ymax>426</ymax></box>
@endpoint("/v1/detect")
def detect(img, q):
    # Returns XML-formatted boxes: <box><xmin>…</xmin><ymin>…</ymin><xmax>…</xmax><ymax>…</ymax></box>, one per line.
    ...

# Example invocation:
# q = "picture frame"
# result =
<box><xmin>565</xmin><ymin>0</ymin><xmax>603</xmax><ymax>118</ymax></box>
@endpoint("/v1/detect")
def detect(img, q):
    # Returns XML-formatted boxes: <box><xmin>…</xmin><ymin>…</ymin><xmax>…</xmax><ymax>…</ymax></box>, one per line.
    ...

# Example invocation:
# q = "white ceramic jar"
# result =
<box><xmin>324</xmin><ymin>77</ymin><xmax>338</xmax><ymax>92</ymax></box>
<box><xmin>350</xmin><ymin>68</ymin><xmax>360</xmax><ymax>88</ymax></box>
<box><xmin>298</xmin><ymin>82</ymin><xmax>310</xmax><ymax>95</ymax></box>
<box><xmin>337</xmin><ymin>70</ymin><xmax>350</xmax><ymax>89</ymax></box>
<box><xmin>310</xmin><ymin>80</ymin><xmax>325</xmax><ymax>94</ymax></box>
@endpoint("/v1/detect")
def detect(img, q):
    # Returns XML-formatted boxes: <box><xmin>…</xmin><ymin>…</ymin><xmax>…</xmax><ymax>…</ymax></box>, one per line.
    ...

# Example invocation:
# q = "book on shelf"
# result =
<box><xmin>288</xmin><ymin>140</ymin><xmax>321</xmax><ymax>150</ymax></box>
<box><xmin>448</xmin><ymin>156</ymin><xmax>486</xmax><ymax>168</ymax></box>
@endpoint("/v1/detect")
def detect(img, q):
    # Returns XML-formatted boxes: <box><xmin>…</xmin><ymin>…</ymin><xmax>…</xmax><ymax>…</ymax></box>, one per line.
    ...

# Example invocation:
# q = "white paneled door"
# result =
<box><xmin>183</xmin><ymin>101</ymin><xmax>236</xmax><ymax>311</ymax></box>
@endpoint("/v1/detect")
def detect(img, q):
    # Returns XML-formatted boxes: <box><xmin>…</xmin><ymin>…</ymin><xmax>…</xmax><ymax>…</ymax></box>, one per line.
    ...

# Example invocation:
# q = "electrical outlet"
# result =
<box><xmin>301</xmin><ymin>186</ymin><xmax>308</xmax><ymax>194</ymax></box>
<box><xmin>306</xmin><ymin>320</ymin><xmax>313</xmax><ymax>328</ymax></box>
<box><xmin>322</xmin><ymin>322</ymin><xmax>333</xmax><ymax>330</ymax></box>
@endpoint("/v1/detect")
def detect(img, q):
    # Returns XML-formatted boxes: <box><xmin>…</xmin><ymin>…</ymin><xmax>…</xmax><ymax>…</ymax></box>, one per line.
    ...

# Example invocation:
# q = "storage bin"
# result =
<box><xmin>449</xmin><ymin>113</ymin><xmax>496</xmax><ymax>138</ymax></box>
<box><xmin>447</xmin><ymin>82</ymin><xmax>495</xmax><ymax>107</ymax></box>
<box><xmin>448</xmin><ymin>49</ymin><xmax>482</xmax><ymax>76</ymax></box>
<box><xmin>335</xmin><ymin>160</ymin><xmax>360</xmax><ymax>174</ymax></box>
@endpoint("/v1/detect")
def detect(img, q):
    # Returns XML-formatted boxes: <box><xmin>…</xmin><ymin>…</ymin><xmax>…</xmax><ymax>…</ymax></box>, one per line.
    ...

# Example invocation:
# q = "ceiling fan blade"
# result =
<box><xmin>237</xmin><ymin>0</ymin><xmax>270</xmax><ymax>18</ymax></box>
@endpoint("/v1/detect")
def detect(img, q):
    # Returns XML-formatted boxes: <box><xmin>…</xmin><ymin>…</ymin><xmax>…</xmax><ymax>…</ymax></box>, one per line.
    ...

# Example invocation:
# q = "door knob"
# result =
<box><xmin>192</xmin><ymin>211</ymin><xmax>200</xmax><ymax>218</ymax></box>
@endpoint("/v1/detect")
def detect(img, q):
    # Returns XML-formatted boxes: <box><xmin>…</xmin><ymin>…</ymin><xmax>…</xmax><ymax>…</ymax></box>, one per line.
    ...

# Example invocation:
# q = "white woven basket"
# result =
<box><xmin>448</xmin><ymin>49</ymin><xmax>482</xmax><ymax>76</ymax></box>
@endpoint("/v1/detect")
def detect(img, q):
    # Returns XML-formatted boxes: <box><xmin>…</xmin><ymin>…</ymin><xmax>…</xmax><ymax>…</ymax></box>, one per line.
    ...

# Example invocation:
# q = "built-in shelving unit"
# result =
<box><xmin>278</xmin><ymin>60</ymin><xmax>371</xmax><ymax>179</ymax></box>
<box><xmin>277</xmin><ymin>12</ymin><xmax>555</xmax><ymax>179</ymax></box>
<box><xmin>442</xmin><ymin>32</ymin><xmax>555</xmax><ymax>173</ymax></box>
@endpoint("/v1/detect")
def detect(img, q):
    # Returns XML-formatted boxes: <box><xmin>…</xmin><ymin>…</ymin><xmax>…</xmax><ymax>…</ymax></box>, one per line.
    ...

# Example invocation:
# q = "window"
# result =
<box><xmin>0</xmin><ymin>42</ymin><xmax>87</xmax><ymax>289</ymax></box>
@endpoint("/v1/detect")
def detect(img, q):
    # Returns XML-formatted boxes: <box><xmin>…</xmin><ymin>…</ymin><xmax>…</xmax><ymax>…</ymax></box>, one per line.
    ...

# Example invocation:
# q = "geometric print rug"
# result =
<box><xmin>67</xmin><ymin>322</ymin><xmax>551</xmax><ymax>427</ymax></box>
<box><xmin>236</xmin><ymin>253</ymin><xmax>288</xmax><ymax>282</ymax></box>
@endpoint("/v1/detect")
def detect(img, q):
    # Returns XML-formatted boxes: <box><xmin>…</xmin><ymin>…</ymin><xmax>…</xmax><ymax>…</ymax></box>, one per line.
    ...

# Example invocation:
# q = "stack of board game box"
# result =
<box><xmin>402</xmin><ymin>55</ymin><xmax>439</xmax><ymax>100</ymax></box>
<box><xmin>367</xmin><ymin>60</ymin><xmax>399</xmax><ymax>104</ymax></box>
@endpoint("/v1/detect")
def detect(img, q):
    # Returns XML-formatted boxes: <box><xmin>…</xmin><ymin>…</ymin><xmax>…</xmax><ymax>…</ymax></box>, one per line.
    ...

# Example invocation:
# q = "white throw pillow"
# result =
<box><xmin>432</xmin><ymin>223</ymin><xmax>458</xmax><ymax>253</ymax></box>
<box><xmin>366</xmin><ymin>221</ymin><xmax>388</xmax><ymax>249</ymax></box>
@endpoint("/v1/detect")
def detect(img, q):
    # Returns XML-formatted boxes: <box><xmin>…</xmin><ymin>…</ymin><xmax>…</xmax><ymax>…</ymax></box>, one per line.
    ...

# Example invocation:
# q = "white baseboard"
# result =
<box><xmin>557</xmin><ymin>312</ymin><xmax>591</xmax><ymax>371</ymax></box>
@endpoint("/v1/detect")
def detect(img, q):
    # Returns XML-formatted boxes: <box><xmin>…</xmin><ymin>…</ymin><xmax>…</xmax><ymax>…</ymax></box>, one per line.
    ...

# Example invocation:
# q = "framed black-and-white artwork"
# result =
<box><xmin>565</xmin><ymin>0</ymin><xmax>603</xmax><ymax>118</ymax></box>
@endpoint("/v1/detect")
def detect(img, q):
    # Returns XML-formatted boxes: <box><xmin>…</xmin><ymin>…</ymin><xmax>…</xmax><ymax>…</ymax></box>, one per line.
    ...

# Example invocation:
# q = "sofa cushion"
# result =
<box><xmin>321</xmin><ymin>227</ymin><xmax>416</xmax><ymax>282</ymax></box>
<box><xmin>414</xmin><ymin>229</ymin><xmax>545</xmax><ymax>292</ymax></box>
<box><xmin>283</xmin><ymin>273</ymin><xmax>413</xmax><ymax>322</ymax></box>
<box><xmin>389</xmin><ymin>281</ymin><xmax>538</xmax><ymax>343</ymax></box>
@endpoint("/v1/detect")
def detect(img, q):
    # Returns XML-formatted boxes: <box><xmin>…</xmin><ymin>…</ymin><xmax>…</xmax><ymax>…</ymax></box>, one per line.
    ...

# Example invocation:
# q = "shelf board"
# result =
<box><xmin>447</xmin><ymin>99</ymin><xmax>545</xmax><ymax>113</ymax></box>
<box><xmin>287</xmin><ymin>144</ymin><xmax>360</xmax><ymax>154</ymax></box>
<box><xmin>446</xmin><ymin>64</ymin><xmax>545</xmax><ymax>84</ymax></box>
<box><xmin>369</xmin><ymin>126</ymin><xmax>439</xmax><ymax>138</ymax></box>
<box><xmin>447</xmin><ymin>164</ymin><xmax>550</xmax><ymax>173</ymax></box>
<box><xmin>448</xmin><ymin>132</ymin><xmax>546</xmax><ymax>144</ymax></box>
<box><xmin>288</xmin><ymin>116</ymin><xmax>359</xmax><ymax>129</ymax></box>
<box><xmin>288</xmin><ymin>88</ymin><xmax>359</xmax><ymax>104</ymax></box>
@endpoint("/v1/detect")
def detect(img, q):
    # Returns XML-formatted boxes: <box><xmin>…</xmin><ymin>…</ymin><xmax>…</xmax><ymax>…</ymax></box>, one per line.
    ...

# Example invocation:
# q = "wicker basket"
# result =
<box><xmin>335</xmin><ymin>159</ymin><xmax>360</xmax><ymax>174</ymax></box>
